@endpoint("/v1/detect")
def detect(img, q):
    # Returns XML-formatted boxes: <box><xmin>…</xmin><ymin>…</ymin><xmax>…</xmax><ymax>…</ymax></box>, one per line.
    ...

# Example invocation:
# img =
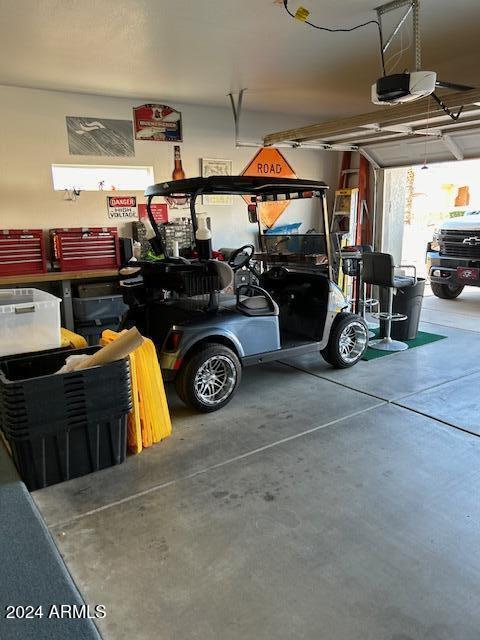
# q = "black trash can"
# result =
<box><xmin>380</xmin><ymin>277</ymin><xmax>426</xmax><ymax>340</ymax></box>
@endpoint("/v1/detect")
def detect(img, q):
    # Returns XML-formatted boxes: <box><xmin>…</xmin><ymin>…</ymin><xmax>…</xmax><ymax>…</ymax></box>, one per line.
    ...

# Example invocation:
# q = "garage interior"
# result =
<box><xmin>1</xmin><ymin>2</ymin><xmax>480</xmax><ymax>640</ymax></box>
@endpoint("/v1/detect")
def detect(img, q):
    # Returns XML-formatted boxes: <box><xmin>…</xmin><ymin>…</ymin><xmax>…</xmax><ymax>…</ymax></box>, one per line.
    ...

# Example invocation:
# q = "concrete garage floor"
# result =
<box><xmin>33</xmin><ymin>309</ymin><xmax>480</xmax><ymax>639</ymax></box>
<box><xmin>421</xmin><ymin>285</ymin><xmax>480</xmax><ymax>333</ymax></box>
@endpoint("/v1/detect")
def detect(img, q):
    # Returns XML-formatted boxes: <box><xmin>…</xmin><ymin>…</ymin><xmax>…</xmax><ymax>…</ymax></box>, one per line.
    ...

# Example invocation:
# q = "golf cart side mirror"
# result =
<box><xmin>248</xmin><ymin>204</ymin><xmax>258</xmax><ymax>224</ymax></box>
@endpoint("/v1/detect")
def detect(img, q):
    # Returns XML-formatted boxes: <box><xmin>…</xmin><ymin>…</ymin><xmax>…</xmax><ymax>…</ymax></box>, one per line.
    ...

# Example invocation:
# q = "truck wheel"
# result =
<box><xmin>321</xmin><ymin>313</ymin><xmax>368</xmax><ymax>368</ymax></box>
<box><xmin>175</xmin><ymin>344</ymin><xmax>241</xmax><ymax>412</ymax></box>
<box><xmin>431</xmin><ymin>282</ymin><xmax>464</xmax><ymax>299</ymax></box>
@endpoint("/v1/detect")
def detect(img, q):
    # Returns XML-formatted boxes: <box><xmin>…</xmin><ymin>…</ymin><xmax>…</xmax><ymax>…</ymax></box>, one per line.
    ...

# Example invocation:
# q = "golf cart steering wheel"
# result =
<box><xmin>228</xmin><ymin>244</ymin><xmax>254</xmax><ymax>272</ymax></box>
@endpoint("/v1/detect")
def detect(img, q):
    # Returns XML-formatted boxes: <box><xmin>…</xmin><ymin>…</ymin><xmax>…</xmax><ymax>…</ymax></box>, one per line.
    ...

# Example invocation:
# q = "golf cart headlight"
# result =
<box><xmin>430</xmin><ymin>229</ymin><xmax>440</xmax><ymax>252</ymax></box>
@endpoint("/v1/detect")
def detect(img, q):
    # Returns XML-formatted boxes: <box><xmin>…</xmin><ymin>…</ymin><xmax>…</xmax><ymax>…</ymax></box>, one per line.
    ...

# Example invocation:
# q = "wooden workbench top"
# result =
<box><xmin>0</xmin><ymin>269</ymin><xmax>119</xmax><ymax>286</ymax></box>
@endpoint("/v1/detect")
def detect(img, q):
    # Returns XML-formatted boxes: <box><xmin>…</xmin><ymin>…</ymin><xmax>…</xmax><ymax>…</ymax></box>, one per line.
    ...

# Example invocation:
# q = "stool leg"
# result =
<box><xmin>362</xmin><ymin>283</ymin><xmax>376</xmax><ymax>339</ymax></box>
<box><xmin>384</xmin><ymin>287</ymin><xmax>393</xmax><ymax>339</ymax></box>
<box><xmin>368</xmin><ymin>286</ymin><xmax>408</xmax><ymax>352</ymax></box>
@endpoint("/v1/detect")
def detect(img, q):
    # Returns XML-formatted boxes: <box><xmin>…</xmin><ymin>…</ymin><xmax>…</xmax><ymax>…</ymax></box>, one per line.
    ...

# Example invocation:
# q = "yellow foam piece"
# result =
<box><xmin>126</xmin><ymin>349</ymin><xmax>143</xmax><ymax>454</ymax></box>
<box><xmin>61</xmin><ymin>328</ymin><xmax>88</xmax><ymax>349</ymax></box>
<box><xmin>100</xmin><ymin>329</ymin><xmax>172</xmax><ymax>453</ymax></box>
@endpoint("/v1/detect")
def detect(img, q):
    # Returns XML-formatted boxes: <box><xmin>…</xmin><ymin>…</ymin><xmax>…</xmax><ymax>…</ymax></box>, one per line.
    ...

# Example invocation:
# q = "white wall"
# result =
<box><xmin>0</xmin><ymin>85</ymin><xmax>340</xmax><ymax>251</ymax></box>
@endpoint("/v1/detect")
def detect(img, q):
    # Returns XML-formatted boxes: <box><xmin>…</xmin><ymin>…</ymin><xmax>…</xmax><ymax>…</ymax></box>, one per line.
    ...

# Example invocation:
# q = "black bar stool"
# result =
<box><xmin>341</xmin><ymin>245</ymin><xmax>378</xmax><ymax>338</ymax></box>
<box><xmin>362</xmin><ymin>252</ymin><xmax>416</xmax><ymax>352</ymax></box>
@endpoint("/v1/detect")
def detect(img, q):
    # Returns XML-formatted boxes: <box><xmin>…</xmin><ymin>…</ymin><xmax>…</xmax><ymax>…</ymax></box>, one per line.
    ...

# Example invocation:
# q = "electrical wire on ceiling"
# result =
<box><xmin>282</xmin><ymin>0</ymin><xmax>386</xmax><ymax>76</ymax></box>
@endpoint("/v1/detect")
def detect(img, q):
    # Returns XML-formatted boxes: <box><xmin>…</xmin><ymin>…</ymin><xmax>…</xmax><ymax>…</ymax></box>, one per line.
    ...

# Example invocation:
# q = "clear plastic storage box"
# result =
<box><xmin>0</xmin><ymin>288</ymin><xmax>61</xmax><ymax>357</ymax></box>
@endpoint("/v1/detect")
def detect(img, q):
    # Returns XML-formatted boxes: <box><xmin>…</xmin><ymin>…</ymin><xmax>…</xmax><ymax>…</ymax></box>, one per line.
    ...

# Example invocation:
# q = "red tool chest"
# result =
<box><xmin>50</xmin><ymin>227</ymin><xmax>120</xmax><ymax>271</ymax></box>
<box><xmin>0</xmin><ymin>229</ymin><xmax>47</xmax><ymax>276</ymax></box>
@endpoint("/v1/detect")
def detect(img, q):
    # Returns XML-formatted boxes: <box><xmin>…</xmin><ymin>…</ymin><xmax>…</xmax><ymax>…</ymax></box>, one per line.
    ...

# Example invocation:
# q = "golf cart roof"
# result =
<box><xmin>145</xmin><ymin>176</ymin><xmax>328</xmax><ymax>198</ymax></box>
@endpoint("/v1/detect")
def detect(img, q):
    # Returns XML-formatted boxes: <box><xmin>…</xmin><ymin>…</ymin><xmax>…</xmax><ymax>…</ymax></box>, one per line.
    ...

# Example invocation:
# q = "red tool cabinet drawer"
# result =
<box><xmin>0</xmin><ymin>229</ymin><xmax>47</xmax><ymax>276</ymax></box>
<box><xmin>50</xmin><ymin>228</ymin><xmax>120</xmax><ymax>271</ymax></box>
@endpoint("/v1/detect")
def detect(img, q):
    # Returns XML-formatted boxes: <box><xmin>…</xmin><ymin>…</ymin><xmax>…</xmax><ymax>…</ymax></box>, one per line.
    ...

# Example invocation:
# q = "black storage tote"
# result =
<box><xmin>0</xmin><ymin>346</ymin><xmax>131</xmax><ymax>490</ymax></box>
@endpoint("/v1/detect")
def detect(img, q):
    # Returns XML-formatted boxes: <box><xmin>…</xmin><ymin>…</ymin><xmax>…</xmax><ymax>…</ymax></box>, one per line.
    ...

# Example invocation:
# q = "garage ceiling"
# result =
<box><xmin>0</xmin><ymin>0</ymin><xmax>478</xmax><ymax>119</ymax></box>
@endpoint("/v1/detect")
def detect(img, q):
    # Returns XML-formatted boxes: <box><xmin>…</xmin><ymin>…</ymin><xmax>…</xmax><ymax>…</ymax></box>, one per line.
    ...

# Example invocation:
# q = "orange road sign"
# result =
<box><xmin>241</xmin><ymin>148</ymin><xmax>297</xmax><ymax>228</ymax></box>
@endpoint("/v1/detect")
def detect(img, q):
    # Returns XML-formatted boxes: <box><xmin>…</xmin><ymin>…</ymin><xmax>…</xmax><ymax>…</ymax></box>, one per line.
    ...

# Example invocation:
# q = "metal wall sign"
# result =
<box><xmin>138</xmin><ymin>203</ymin><xmax>169</xmax><ymax>224</ymax></box>
<box><xmin>241</xmin><ymin>148</ymin><xmax>297</xmax><ymax>228</ymax></box>
<box><xmin>107</xmin><ymin>196</ymin><xmax>137</xmax><ymax>219</ymax></box>
<box><xmin>133</xmin><ymin>104</ymin><xmax>182</xmax><ymax>142</ymax></box>
<box><xmin>66</xmin><ymin>117</ymin><xmax>134</xmax><ymax>156</ymax></box>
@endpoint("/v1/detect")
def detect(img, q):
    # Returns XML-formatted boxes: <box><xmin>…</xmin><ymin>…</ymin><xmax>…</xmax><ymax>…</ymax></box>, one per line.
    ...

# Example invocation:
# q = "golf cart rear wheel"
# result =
<box><xmin>321</xmin><ymin>313</ymin><xmax>368</xmax><ymax>368</ymax></box>
<box><xmin>175</xmin><ymin>344</ymin><xmax>241</xmax><ymax>412</ymax></box>
<box><xmin>431</xmin><ymin>282</ymin><xmax>464</xmax><ymax>299</ymax></box>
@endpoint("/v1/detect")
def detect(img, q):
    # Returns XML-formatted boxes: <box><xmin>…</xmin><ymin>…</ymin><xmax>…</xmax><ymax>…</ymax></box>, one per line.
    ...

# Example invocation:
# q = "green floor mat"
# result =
<box><xmin>362</xmin><ymin>329</ymin><xmax>447</xmax><ymax>361</ymax></box>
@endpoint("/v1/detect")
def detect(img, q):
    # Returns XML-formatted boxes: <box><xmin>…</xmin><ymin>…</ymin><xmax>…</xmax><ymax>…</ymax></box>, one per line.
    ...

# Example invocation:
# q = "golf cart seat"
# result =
<box><xmin>236</xmin><ymin>284</ymin><xmax>279</xmax><ymax>317</ymax></box>
<box><xmin>210</xmin><ymin>259</ymin><xmax>234</xmax><ymax>291</ymax></box>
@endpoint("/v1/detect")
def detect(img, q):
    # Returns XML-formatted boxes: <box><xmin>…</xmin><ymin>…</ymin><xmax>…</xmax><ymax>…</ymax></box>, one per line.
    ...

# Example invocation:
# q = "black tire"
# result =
<box><xmin>175</xmin><ymin>344</ymin><xmax>241</xmax><ymax>412</ymax></box>
<box><xmin>431</xmin><ymin>282</ymin><xmax>464</xmax><ymax>299</ymax></box>
<box><xmin>321</xmin><ymin>312</ymin><xmax>368</xmax><ymax>368</ymax></box>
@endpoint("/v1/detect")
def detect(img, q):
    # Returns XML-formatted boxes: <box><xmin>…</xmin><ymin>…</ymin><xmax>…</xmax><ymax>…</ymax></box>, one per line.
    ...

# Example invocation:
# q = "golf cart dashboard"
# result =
<box><xmin>262</xmin><ymin>265</ymin><xmax>329</xmax><ymax>286</ymax></box>
<box><xmin>265</xmin><ymin>265</ymin><xmax>328</xmax><ymax>280</ymax></box>
<box><xmin>267</xmin><ymin>266</ymin><xmax>289</xmax><ymax>279</ymax></box>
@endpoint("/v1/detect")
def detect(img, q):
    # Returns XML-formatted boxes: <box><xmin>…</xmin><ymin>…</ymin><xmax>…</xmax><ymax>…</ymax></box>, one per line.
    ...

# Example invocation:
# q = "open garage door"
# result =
<box><xmin>264</xmin><ymin>88</ymin><xmax>480</xmax><ymax>169</ymax></box>
<box><xmin>263</xmin><ymin>87</ymin><xmax>480</xmax><ymax>259</ymax></box>
<box><xmin>359</xmin><ymin>122</ymin><xmax>480</xmax><ymax>168</ymax></box>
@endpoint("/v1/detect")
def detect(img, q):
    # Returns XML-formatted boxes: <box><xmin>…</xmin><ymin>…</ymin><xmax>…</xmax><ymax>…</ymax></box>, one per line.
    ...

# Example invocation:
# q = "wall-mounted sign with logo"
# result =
<box><xmin>138</xmin><ymin>203</ymin><xmax>169</xmax><ymax>224</ymax></box>
<box><xmin>107</xmin><ymin>196</ymin><xmax>137</xmax><ymax>219</ymax></box>
<box><xmin>133</xmin><ymin>104</ymin><xmax>182</xmax><ymax>142</ymax></box>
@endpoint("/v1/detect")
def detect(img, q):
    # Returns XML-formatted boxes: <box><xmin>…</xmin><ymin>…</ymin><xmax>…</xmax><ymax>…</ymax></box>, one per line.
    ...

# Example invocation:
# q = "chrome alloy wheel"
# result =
<box><xmin>193</xmin><ymin>355</ymin><xmax>237</xmax><ymax>406</ymax></box>
<box><xmin>338</xmin><ymin>321</ymin><xmax>368</xmax><ymax>364</ymax></box>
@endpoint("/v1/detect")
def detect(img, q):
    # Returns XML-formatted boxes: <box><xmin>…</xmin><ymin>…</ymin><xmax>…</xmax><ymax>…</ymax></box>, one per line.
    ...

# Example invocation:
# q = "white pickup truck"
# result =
<box><xmin>428</xmin><ymin>211</ymin><xmax>480</xmax><ymax>298</ymax></box>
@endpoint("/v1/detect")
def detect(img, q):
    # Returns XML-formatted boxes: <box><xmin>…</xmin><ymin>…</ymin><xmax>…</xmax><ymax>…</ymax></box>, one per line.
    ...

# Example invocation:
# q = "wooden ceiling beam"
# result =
<box><xmin>263</xmin><ymin>88</ymin><xmax>480</xmax><ymax>145</ymax></box>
